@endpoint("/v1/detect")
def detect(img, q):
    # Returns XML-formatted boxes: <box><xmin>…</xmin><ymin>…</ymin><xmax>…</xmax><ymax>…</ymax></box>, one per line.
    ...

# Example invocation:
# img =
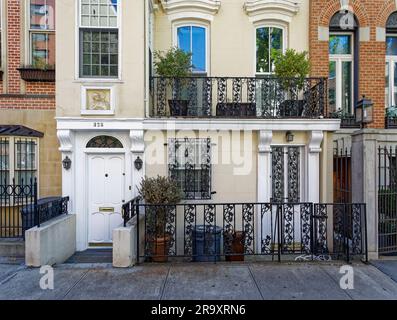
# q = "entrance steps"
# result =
<box><xmin>0</xmin><ymin>239</ymin><xmax>25</xmax><ymax>258</ymax></box>
<box><xmin>65</xmin><ymin>248</ymin><xmax>112</xmax><ymax>264</ymax></box>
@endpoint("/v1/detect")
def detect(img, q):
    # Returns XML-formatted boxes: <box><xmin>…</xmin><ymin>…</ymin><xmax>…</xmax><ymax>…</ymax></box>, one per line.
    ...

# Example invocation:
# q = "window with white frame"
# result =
<box><xmin>168</xmin><ymin>138</ymin><xmax>211</xmax><ymax>200</ymax></box>
<box><xmin>176</xmin><ymin>25</ymin><xmax>207</xmax><ymax>73</ymax></box>
<box><xmin>28</xmin><ymin>0</ymin><xmax>55</xmax><ymax>68</ymax></box>
<box><xmin>79</xmin><ymin>0</ymin><xmax>119</xmax><ymax>78</ymax></box>
<box><xmin>0</xmin><ymin>137</ymin><xmax>38</xmax><ymax>186</ymax></box>
<box><xmin>329</xmin><ymin>33</ymin><xmax>354</xmax><ymax>114</ymax></box>
<box><xmin>256</xmin><ymin>26</ymin><xmax>284</xmax><ymax>74</ymax></box>
<box><xmin>386</xmin><ymin>35</ymin><xmax>397</xmax><ymax>108</ymax></box>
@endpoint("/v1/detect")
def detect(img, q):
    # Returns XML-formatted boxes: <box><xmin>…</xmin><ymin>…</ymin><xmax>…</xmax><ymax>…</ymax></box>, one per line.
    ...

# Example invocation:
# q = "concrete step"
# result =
<box><xmin>0</xmin><ymin>239</ymin><xmax>25</xmax><ymax>258</ymax></box>
<box><xmin>65</xmin><ymin>249</ymin><xmax>112</xmax><ymax>264</ymax></box>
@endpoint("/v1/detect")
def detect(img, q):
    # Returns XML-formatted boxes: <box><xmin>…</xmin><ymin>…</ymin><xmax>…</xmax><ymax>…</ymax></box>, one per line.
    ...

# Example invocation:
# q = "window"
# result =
<box><xmin>256</xmin><ymin>26</ymin><xmax>283</xmax><ymax>74</ymax></box>
<box><xmin>385</xmin><ymin>36</ymin><xmax>397</xmax><ymax>108</ymax></box>
<box><xmin>79</xmin><ymin>0</ymin><xmax>119</xmax><ymax>78</ymax></box>
<box><xmin>86</xmin><ymin>135</ymin><xmax>123</xmax><ymax>148</ymax></box>
<box><xmin>168</xmin><ymin>138</ymin><xmax>211</xmax><ymax>200</ymax></box>
<box><xmin>329</xmin><ymin>34</ymin><xmax>354</xmax><ymax>114</ymax></box>
<box><xmin>0</xmin><ymin>137</ymin><xmax>38</xmax><ymax>186</ymax></box>
<box><xmin>177</xmin><ymin>25</ymin><xmax>206</xmax><ymax>73</ymax></box>
<box><xmin>29</xmin><ymin>0</ymin><xmax>55</xmax><ymax>67</ymax></box>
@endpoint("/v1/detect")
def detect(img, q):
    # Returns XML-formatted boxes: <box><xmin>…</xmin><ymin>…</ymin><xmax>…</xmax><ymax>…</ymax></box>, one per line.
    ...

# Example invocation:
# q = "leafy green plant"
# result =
<box><xmin>271</xmin><ymin>49</ymin><xmax>310</xmax><ymax>89</ymax></box>
<box><xmin>154</xmin><ymin>47</ymin><xmax>192</xmax><ymax>77</ymax></box>
<box><xmin>138</xmin><ymin>175</ymin><xmax>182</xmax><ymax>238</ymax></box>
<box><xmin>386</xmin><ymin>106</ymin><xmax>397</xmax><ymax>118</ymax></box>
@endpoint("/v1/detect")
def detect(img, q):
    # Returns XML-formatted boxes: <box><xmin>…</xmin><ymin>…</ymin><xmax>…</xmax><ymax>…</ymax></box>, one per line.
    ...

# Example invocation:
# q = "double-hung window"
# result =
<box><xmin>0</xmin><ymin>137</ymin><xmax>38</xmax><ymax>186</ymax></box>
<box><xmin>386</xmin><ymin>36</ymin><xmax>397</xmax><ymax>108</ymax></box>
<box><xmin>79</xmin><ymin>0</ymin><xmax>119</xmax><ymax>78</ymax></box>
<box><xmin>177</xmin><ymin>25</ymin><xmax>207</xmax><ymax>73</ymax></box>
<box><xmin>28</xmin><ymin>0</ymin><xmax>56</xmax><ymax>68</ymax></box>
<box><xmin>329</xmin><ymin>34</ymin><xmax>354</xmax><ymax>114</ymax></box>
<box><xmin>256</xmin><ymin>26</ymin><xmax>283</xmax><ymax>74</ymax></box>
<box><xmin>168</xmin><ymin>138</ymin><xmax>211</xmax><ymax>200</ymax></box>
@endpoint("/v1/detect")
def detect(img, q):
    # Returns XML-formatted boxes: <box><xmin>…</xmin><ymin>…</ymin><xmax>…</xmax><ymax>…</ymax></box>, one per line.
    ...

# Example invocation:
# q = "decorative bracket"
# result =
<box><xmin>130</xmin><ymin>130</ymin><xmax>145</xmax><ymax>154</ymax></box>
<box><xmin>258</xmin><ymin>130</ymin><xmax>273</xmax><ymax>153</ymax></box>
<box><xmin>57</xmin><ymin>129</ymin><xmax>73</xmax><ymax>153</ymax></box>
<box><xmin>309</xmin><ymin>131</ymin><xmax>324</xmax><ymax>153</ymax></box>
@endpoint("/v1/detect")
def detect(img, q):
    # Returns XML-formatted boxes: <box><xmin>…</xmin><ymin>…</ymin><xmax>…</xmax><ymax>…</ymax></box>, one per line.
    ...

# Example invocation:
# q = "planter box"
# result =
<box><xmin>18</xmin><ymin>68</ymin><xmax>55</xmax><ymax>82</ymax></box>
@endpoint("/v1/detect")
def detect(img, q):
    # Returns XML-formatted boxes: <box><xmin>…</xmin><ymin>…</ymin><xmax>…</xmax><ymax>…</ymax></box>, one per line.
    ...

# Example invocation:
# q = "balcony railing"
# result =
<box><xmin>386</xmin><ymin>116</ymin><xmax>397</xmax><ymax>129</ymax></box>
<box><xmin>149</xmin><ymin>76</ymin><xmax>328</xmax><ymax>119</ymax></box>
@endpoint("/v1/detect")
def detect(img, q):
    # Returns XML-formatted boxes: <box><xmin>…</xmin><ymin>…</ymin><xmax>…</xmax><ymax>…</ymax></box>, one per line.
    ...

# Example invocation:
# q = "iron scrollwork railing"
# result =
<box><xmin>131</xmin><ymin>202</ymin><xmax>367</xmax><ymax>264</ymax></box>
<box><xmin>149</xmin><ymin>76</ymin><xmax>328</xmax><ymax>118</ymax></box>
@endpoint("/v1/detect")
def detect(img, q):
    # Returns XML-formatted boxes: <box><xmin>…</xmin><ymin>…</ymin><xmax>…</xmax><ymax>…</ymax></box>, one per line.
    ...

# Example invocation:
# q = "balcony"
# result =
<box><xmin>149</xmin><ymin>76</ymin><xmax>328</xmax><ymax>119</ymax></box>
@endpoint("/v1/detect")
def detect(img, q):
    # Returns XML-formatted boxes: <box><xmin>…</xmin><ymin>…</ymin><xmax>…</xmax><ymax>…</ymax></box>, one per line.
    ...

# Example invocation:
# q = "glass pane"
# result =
<box><xmin>177</xmin><ymin>26</ymin><xmax>191</xmax><ymax>54</ymax></box>
<box><xmin>15</xmin><ymin>171</ymin><xmax>36</xmax><ymax>185</ymax></box>
<box><xmin>30</xmin><ymin>0</ymin><xmax>55</xmax><ymax>30</ymax></box>
<box><xmin>386</xmin><ymin>62</ymin><xmax>390</xmax><ymax>108</ymax></box>
<box><xmin>192</xmin><ymin>26</ymin><xmax>206</xmax><ymax>72</ymax></box>
<box><xmin>256</xmin><ymin>27</ymin><xmax>269</xmax><ymax>73</ymax></box>
<box><xmin>329</xmin><ymin>35</ymin><xmax>351</xmax><ymax>55</ymax></box>
<box><xmin>329</xmin><ymin>61</ymin><xmax>337</xmax><ymax>111</ymax></box>
<box><xmin>270</xmin><ymin>27</ymin><xmax>283</xmax><ymax>72</ymax></box>
<box><xmin>0</xmin><ymin>139</ymin><xmax>9</xmax><ymax>171</ymax></box>
<box><xmin>394</xmin><ymin>62</ymin><xmax>397</xmax><ymax>107</ymax></box>
<box><xmin>387</xmin><ymin>37</ymin><xmax>397</xmax><ymax>56</ymax></box>
<box><xmin>341</xmin><ymin>61</ymin><xmax>352</xmax><ymax>114</ymax></box>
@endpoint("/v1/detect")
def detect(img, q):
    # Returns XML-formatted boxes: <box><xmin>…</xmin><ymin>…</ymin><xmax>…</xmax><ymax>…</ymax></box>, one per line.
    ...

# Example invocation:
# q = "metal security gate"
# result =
<box><xmin>378</xmin><ymin>146</ymin><xmax>397</xmax><ymax>254</ymax></box>
<box><xmin>333</xmin><ymin>147</ymin><xmax>352</xmax><ymax>203</ymax></box>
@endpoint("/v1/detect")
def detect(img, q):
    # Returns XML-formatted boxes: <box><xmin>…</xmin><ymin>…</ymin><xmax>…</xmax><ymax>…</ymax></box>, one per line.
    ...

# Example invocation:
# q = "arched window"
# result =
<box><xmin>386</xmin><ymin>12</ymin><xmax>397</xmax><ymax>108</ymax></box>
<box><xmin>329</xmin><ymin>11</ymin><xmax>358</xmax><ymax>116</ymax></box>
<box><xmin>86</xmin><ymin>135</ymin><xmax>123</xmax><ymax>148</ymax></box>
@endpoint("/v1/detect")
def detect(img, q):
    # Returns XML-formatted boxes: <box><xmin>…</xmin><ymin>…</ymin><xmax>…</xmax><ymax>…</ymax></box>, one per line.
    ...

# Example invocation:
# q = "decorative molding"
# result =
<box><xmin>258</xmin><ymin>130</ymin><xmax>273</xmax><ymax>153</ymax></box>
<box><xmin>130</xmin><ymin>130</ymin><xmax>145</xmax><ymax>154</ymax></box>
<box><xmin>57</xmin><ymin>130</ymin><xmax>73</xmax><ymax>153</ymax></box>
<box><xmin>309</xmin><ymin>131</ymin><xmax>324</xmax><ymax>153</ymax></box>
<box><xmin>160</xmin><ymin>0</ymin><xmax>221</xmax><ymax>22</ymax></box>
<box><xmin>244</xmin><ymin>0</ymin><xmax>300</xmax><ymax>24</ymax></box>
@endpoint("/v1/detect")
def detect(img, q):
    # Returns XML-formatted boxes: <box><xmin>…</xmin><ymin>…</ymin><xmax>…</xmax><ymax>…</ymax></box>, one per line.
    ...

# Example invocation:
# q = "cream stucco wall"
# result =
<box><xmin>56</xmin><ymin>0</ymin><xmax>146</xmax><ymax>118</ymax></box>
<box><xmin>154</xmin><ymin>0</ymin><xmax>309</xmax><ymax>77</ymax></box>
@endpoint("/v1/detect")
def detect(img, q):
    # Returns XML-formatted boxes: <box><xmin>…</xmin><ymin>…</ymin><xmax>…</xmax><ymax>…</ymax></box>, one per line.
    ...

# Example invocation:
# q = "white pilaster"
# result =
<box><xmin>257</xmin><ymin>130</ymin><xmax>273</xmax><ymax>202</ymax></box>
<box><xmin>307</xmin><ymin>131</ymin><xmax>324</xmax><ymax>203</ymax></box>
<box><xmin>57</xmin><ymin>129</ymin><xmax>75</xmax><ymax>214</ymax></box>
<box><xmin>130</xmin><ymin>130</ymin><xmax>145</xmax><ymax>197</ymax></box>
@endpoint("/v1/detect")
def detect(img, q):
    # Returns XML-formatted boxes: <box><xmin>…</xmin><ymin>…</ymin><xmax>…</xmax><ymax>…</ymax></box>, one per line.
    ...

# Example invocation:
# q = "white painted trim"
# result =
<box><xmin>160</xmin><ymin>0</ymin><xmax>220</xmax><ymax>22</ymax></box>
<box><xmin>244</xmin><ymin>0</ymin><xmax>300</xmax><ymax>24</ymax></box>
<box><xmin>80</xmin><ymin>85</ymin><xmax>115</xmax><ymax>115</ymax></box>
<box><xmin>172</xmin><ymin>21</ymin><xmax>210</xmax><ymax>74</ymax></box>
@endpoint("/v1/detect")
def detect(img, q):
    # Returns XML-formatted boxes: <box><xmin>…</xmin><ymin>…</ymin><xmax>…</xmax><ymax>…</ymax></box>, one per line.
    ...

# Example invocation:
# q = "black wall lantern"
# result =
<box><xmin>62</xmin><ymin>156</ymin><xmax>71</xmax><ymax>170</ymax></box>
<box><xmin>134</xmin><ymin>156</ymin><xmax>143</xmax><ymax>171</ymax></box>
<box><xmin>286</xmin><ymin>131</ymin><xmax>294</xmax><ymax>142</ymax></box>
<box><xmin>356</xmin><ymin>95</ymin><xmax>373</xmax><ymax>126</ymax></box>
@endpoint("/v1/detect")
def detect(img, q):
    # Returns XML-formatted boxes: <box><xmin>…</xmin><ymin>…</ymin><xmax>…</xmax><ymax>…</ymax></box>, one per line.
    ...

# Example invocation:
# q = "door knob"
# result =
<box><xmin>105</xmin><ymin>174</ymin><xmax>108</xmax><ymax>177</ymax></box>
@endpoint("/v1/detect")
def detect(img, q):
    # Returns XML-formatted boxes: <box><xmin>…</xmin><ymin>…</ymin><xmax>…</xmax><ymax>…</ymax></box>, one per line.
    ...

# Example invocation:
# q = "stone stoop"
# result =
<box><xmin>0</xmin><ymin>239</ymin><xmax>25</xmax><ymax>258</ymax></box>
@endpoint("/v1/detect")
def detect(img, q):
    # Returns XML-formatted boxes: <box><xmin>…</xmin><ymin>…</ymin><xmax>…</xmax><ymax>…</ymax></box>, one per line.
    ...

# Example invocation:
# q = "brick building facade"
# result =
<box><xmin>0</xmin><ymin>0</ymin><xmax>60</xmax><ymax>197</ymax></box>
<box><xmin>310</xmin><ymin>0</ymin><xmax>397</xmax><ymax>129</ymax></box>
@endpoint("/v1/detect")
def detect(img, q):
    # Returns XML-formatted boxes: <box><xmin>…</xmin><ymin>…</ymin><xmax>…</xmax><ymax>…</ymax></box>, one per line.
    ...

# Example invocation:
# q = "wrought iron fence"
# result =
<box><xmin>378</xmin><ymin>145</ymin><xmax>397</xmax><ymax>254</ymax></box>
<box><xmin>333</xmin><ymin>147</ymin><xmax>352</xmax><ymax>203</ymax></box>
<box><xmin>122</xmin><ymin>196</ymin><xmax>140</xmax><ymax>227</ymax></box>
<box><xmin>0</xmin><ymin>178</ymin><xmax>69</xmax><ymax>239</ymax></box>
<box><xmin>128</xmin><ymin>202</ymin><xmax>367</xmax><ymax>263</ymax></box>
<box><xmin>385</xmin><ymin>116</ymin><xmax>397</xmax><ymax>129</ymax></box>
<box><xmin>149</xmin><ymin>76</ymin><xmax>328</xmax><ymax>119</ymax></box>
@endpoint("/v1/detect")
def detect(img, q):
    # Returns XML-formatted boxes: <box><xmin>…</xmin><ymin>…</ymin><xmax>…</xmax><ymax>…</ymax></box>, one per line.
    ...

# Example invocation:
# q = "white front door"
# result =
<box><xmin>88</xmin><ymin>153</ymin><xmax>125</xmax><ymax>244</ymax></box>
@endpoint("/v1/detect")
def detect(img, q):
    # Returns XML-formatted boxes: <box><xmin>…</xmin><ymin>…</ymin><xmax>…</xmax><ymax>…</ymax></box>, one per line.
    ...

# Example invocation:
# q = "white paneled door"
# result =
<box><xmin>88</xmin><ymin>153</ymin><xmax>125</xmax><ymax>244</ymax></box>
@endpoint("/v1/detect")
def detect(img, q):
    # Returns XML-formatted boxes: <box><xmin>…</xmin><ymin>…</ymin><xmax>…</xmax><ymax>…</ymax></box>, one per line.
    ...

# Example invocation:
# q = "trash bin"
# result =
<box><xmin>192</xmin><ymin>225</ymin><xmax>222</xmax><ymax>262</ymax></box>
<box><xmin>21</xmin><ymin>197</ymin><xmax>61</xmax><ymax>231</ymax></box>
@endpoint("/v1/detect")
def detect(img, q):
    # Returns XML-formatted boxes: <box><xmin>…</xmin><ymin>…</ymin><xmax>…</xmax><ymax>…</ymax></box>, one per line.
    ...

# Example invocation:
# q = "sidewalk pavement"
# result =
<box><xmin>1</xmin><ymin>261</ymin><xmax>397</xmax><ymax>300</ymax></box>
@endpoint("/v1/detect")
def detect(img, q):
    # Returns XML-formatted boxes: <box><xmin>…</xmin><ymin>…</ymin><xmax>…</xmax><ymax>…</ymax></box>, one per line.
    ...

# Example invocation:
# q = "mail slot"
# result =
<box><xmin>99</xmin><ymin>207</ymin><xmax>115</xmax><ymax>212</ymax></box>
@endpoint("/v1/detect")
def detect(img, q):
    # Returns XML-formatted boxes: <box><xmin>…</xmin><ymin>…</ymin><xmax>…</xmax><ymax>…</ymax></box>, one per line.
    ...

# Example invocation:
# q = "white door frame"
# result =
<box><xmin>86</xmin><ymin>150</ymin><xmax>127</xmax><ymax>246</ymax></box>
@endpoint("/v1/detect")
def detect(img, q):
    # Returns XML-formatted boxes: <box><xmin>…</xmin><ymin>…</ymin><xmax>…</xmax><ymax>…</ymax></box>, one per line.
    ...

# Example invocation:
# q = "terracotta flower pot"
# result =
<box><xmin>150</xmin><ymin>235</ymin><xmax>170</xmax><ymax>262</ymax></box>
<box><xmin>225</xmin><ymin>231</ymin><xmax>245</xmax><ymax>262</ymax></box>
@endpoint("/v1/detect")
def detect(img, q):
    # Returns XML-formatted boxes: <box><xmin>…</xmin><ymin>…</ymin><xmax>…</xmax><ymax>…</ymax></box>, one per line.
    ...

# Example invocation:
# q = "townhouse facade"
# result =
<box><xmin>55</xmin><ymin>0</ymin><xmax>340</xmax><ymax>251</ymax></box>
<box><xmin>0</xmin><ymin>0</ymin><xmax>60</xmax><ymax>198</ymax></box>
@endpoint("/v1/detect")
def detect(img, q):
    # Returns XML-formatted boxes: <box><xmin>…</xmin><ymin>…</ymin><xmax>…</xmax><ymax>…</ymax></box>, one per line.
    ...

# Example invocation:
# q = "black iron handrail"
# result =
<box><xmin>149</xmin><ymin>76</ymin><xmax>328</xmax><ymax>119</ymax></box>
<box><xmin>122</xmin><ymin>196</ymin><xmax>140</xmax><ymax>227</ymax></box>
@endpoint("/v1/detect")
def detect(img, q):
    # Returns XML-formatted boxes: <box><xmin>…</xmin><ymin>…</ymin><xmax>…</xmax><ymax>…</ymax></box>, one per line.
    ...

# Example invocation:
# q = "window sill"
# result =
<box><xmin>81</xmin><ymin>110</ymin><xmax>115</xmax><ymax>116</ymax></box>
<box><xmin>74</xmin><ymin>78</ymin><xmax>124</xmax><ymax>84</ymax></box>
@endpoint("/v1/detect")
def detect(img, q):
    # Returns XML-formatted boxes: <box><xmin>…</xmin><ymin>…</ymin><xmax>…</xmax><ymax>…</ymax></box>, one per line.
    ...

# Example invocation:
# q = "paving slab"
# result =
<box><xmin>0</xmin><ymin>264</ymin><xmax>23</xmax><ymax>282</ymax></box>
<box><xmin>162</xmin><ymin>263</ymin><xmax>262</xmax><ymax>300</ymax></box>
<box><xmin>371</xmin><ymin>260</ymin><xmax>397</xmax><ymax>283</ymax></box>
<box><xmin>63</xmin><ymin>265</ymin><xmax>169</xmax><ymax>300</ymax></box>
<box><xmin>0</xmin><ymin>266</ymin><xmax>89</xmax><ymax>300</ymax></box>
<box><xmin>249</xmin><ymin>263</ymin><xmax>350</xmax><ymax>300</ymax></box>
<box><xmin>320</xmin><ymin>263</ymin><xmax>397</xmax><ymax>300</ymax></box>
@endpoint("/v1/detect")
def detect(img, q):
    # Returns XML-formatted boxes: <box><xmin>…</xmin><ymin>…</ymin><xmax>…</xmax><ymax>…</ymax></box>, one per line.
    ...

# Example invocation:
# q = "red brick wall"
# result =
<box><xmin>0</xmin><ymin>0</ymin><xmax>55</xmax><ymax>110</ymax></box>
<box><xmin>309</xmin><ymin>0</ymin><xmax>396</xmax><ymax>129</ymax></box>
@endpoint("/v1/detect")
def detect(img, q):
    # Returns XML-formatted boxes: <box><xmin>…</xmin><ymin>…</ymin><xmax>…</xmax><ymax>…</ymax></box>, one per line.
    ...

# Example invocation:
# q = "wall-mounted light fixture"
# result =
<box><xmin>134</xmin><ymin>156</ymin><xmax>143</xmax><ymax>171</ymax></box>
<box><xmin>286</xmin><ymin>131</ymin><xmax>294</xmax><ymax>142</ymax></box>
<box><xmin>62</xmin><ymin>156</ymin><xmax>71</xmax><ymax>170</ymax></box>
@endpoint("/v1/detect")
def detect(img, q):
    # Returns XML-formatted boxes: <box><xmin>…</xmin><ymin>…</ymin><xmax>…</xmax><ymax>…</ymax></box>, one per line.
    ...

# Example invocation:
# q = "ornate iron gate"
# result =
<box><xmin>333</xmin><ymin>147</ymin><xmax>352</xmax><ymax>203</ymax></box>
<box><xmin>378</xmin><ymin>146</ymin><xmax>397</xmax><ymax>254</ymax></box>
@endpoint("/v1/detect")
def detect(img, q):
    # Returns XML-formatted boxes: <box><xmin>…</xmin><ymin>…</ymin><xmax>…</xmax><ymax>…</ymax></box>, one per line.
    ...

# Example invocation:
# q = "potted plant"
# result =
<box><xmin>18</xmin><ymin>61</ymin><xmax>55</xmax><ymax>82</ymax></box>
<box><xmin>138</xmin><ymin>175</ymin><xmax>182</xmax><ymax>262</ymax></box>
<box><xmin>224</xmin><ymin>230</ymin><xmax>245</xmax><ymax>261</ymax></box>
<box><xmin>271</xmin><ymin>49</ymin><xmax>310</xmax><ymax>117</ymax></box>
<box><xmin>154</xmin><ymin>47</ymin><xmax>193</xmax><ymax>116</ymax></box>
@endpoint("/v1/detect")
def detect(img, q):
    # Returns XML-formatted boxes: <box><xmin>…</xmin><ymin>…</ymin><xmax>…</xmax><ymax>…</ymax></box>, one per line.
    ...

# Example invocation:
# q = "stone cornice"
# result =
<box><xmin>159</xmin><ymin>0</ymin><xmax>221</xmax><ymax>21</ymax></box>
<box><xmin>244</xmin><ymin>0</ymin><xmax>300</xmax><ymax>23</ymax></box>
